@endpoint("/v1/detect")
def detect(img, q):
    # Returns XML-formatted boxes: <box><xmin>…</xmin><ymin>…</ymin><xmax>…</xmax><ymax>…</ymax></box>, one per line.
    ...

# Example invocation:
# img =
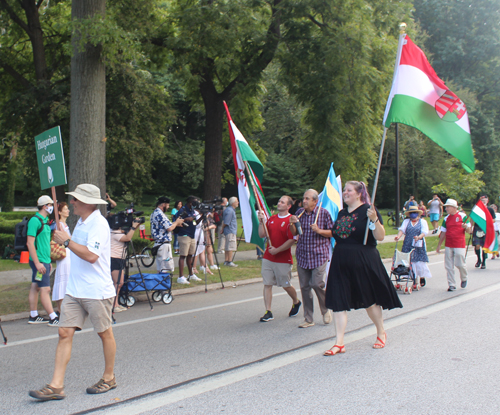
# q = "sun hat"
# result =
<box><xmin>66</xmin><ymin>184</ymin><xmax>108</xmax><ymax>205</ymax></box>
<box><xmin>37</xmin><ymin>195</ymin><xmax>54</xmax><ymax>206</ymax></box>
<box><xmin>405</xmin><ymin>205</ymin><xmax>423</xmax><ymax>216</ymax></box>
<box><xmin>443</xmin><ymin>198</ymin><xmax>458</xmax><ymax>208</ymax></box>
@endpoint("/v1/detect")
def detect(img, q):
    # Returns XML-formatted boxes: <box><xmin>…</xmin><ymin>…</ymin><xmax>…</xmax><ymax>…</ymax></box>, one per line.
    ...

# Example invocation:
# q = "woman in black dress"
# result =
<box><xmin>317</xmin><ymin>181</ymin><xmax>402</xmax><ymax>356</ymax></box>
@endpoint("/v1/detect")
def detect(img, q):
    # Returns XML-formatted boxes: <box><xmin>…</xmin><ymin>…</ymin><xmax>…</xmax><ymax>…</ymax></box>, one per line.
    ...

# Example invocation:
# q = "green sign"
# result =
<box><xmin>35</xmin><ymin>126</ymin><xmax>67</xmax><ymax>189</ymax></box>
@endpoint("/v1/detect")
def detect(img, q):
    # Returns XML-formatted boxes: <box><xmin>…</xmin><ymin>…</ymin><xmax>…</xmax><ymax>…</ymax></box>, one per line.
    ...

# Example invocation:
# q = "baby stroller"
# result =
<box><xmin>390</xmin><ymin>243</ymin><xmax>417</xmax><ymax>294</ymax></box>
<box><xmin>119</xmin><ymin>270</ymin><xmax>173</xmax><ymax>307</ymax></box>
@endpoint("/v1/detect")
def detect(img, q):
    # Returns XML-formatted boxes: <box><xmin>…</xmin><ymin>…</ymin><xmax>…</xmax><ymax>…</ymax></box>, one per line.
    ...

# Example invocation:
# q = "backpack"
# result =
<box><xmin>14</xmin><ymin>216</ymin><xmax>44</xmax><ymax>252</ymax></box>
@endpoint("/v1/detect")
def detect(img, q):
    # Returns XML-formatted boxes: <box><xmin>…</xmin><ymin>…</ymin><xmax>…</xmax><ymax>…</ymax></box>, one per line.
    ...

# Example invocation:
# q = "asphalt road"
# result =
<box><xmin>1</xmin><ymin>251</ymin><xmax>500</xmax><ymax>414</ymax></box>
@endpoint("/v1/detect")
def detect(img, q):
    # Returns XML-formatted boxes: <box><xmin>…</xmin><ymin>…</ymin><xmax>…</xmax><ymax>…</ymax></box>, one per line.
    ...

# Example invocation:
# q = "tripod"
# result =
<box><xmin>193</xmin><ymin>212</ymin><xmax>224</xmax><ymax>292</ymax></box>
<box><xmin>0</xmin><ymin>318</ymin><xmax>7</xmax><ymax>345</ymax></box>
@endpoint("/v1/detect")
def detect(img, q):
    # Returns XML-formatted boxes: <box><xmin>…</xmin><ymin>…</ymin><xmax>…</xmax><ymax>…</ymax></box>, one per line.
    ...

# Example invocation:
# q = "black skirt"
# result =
<box><xmin>325</xmin><ymin>244</ymin><xmax>403</xmax><ymax>312</ymax></box>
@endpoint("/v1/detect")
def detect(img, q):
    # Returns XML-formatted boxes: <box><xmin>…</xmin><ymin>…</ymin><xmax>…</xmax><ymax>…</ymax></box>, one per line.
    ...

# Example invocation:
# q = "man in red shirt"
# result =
<box><xmin>257</xmin><ymin>196</ymin><xmax>301</xmax><ymax>322</ymax></box>
<box><xmin>436</xmin><ymin>199</ymin><xmax>472</xmax><ymax>291</ymax></box>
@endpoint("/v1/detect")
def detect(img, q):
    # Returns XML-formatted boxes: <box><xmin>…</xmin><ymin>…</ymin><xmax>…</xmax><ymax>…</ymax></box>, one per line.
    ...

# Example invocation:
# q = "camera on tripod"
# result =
<box><xmin>107</xmin><ymin>203</ymin><xmax>145</xmax><ymax>230</ymax></box>
<box><xmin>192</xmin><ymin>197</ymin><xmax>224</xmax><ymax>214</ymax></box>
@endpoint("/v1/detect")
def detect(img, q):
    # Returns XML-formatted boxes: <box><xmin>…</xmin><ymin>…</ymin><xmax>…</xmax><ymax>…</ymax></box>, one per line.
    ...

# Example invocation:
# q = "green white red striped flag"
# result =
<box><xmin>224</xmin><ymin>102</ymin><xmax>270</xmax><ymax>252</ymax></box>
<box><xmin>383</xmin><ymin>35</ymin><xmax>475</xmax><ymax>173</ymax></box>
<box><xmin>469</xmin><ymin>201</ymin><xmax>498</xmax><ymax>254</ymax></box>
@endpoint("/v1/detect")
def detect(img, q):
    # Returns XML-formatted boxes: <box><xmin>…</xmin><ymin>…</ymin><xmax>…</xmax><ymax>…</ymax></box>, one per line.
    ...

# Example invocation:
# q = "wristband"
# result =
<box><xmin>374</xmin><ymin>217</ymin><xmax>379</xmax><ymax>223</ymax></box>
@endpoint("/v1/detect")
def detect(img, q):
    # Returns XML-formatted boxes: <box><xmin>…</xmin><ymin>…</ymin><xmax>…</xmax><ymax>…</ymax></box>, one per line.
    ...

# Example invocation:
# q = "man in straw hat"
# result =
<box><xmin>436</xmin><ymin>198</ymin><xmax>472</xmax><ymax>292</ymax></box>
<box><xmin>30</xmin><ymin>184</ymin><xmax>117</xmax><ymax>401</ymax></box>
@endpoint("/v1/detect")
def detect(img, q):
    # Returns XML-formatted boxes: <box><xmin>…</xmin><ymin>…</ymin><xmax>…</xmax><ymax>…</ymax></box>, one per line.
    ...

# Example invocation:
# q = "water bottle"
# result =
<box><xmin>294</xmin><ymin>220</ymin><xmax>303</xmax><ymax>235</ymax></box>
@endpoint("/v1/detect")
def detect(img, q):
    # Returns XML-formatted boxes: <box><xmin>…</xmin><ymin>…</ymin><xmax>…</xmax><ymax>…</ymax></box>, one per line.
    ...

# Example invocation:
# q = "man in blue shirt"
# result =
<box><xmin>222</xmin><ymin>196</ymin><xmax>239</xmax><ymax>267</ymax></box>
<box><xmin>173</xmin><ymin>196</ymin><xmax>202</xmax><ymax>284</ymax></box>
<box><xmin>150</xmin><ymin>197</ymin><xmax>184</xmax><ymax>274</ymax></box>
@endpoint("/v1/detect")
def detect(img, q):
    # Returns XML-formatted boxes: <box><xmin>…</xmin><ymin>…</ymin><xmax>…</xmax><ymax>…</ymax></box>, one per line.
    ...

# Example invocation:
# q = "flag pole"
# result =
<box><xmin>314</xmin><ymin>202</ymin><xmax>322</xmax><ymax>225</ymax></box>
<box><xmin>244</xmin><ymin>161</ymin><xmax>272</xmax><ymax>247</ymax></box>
<box><xmin>363</xmin><ymin>127</ymin><xmax>388</xmax><ymax>245</ymax></box>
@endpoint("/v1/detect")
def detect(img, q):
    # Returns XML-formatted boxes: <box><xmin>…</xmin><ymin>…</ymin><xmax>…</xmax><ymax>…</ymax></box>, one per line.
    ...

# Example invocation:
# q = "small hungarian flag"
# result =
<box><xmin>469</xmin><ymin>201</ymin><xmax>498</xmax><ymax>254</ymax></box>
<box><xmin>383</xmin><ymin>35</ymin><xmax>475</xmax><ymax>173</ymax></box>
<box><xmin>224</xmin><ymin>102</ymin><xmax>270</xmax><ymax>252</ymax></box>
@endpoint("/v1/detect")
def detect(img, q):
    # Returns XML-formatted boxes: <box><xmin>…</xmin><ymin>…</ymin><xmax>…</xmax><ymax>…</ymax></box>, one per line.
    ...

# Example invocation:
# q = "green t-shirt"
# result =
<box><xmin>27</xmin><ymin>212</ymin><xmax>51</xmax><ymax>264</ymax></box>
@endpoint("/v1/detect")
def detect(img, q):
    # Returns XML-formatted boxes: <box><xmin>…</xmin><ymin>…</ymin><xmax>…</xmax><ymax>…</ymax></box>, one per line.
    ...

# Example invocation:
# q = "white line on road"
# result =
<box><xmin>89</xmin><ymin>281</ymin><xmax>500</xmax><ymax>415</ymax></box>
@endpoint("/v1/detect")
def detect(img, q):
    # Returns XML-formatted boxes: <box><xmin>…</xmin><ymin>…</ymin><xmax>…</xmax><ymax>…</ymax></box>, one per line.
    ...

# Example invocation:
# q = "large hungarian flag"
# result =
<box><xmin>224</xmin><ymin>102</ymin><xmax>270</xmax><ymax>252</ymax></box>
<box><xmin>383</xmin><ymin>35</ymin><xmax>475</xmax><ymax>173</ymax></box>
<box><xmin>469</xmin><ymin>201</ymin><xmax>498</xmax><ymax>254</ymax></box>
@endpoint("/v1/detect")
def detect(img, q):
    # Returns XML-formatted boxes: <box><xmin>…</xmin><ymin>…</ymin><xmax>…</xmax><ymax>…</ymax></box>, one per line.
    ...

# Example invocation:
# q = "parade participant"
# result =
<box><xmin>323</xmin><ymin>181</ymin><xmax>402</xmax><ymax>355</ymax></box>
<box><xmin>490</xmin><ymin>204</ymin><xmax>500</xmax><ymax>259</ymax></box>
<box><xmin>290</xmin><ymin>189</ymin><xmax>334</xmax><ymax>328</ymax></box>
<box><xmin>427</xmin><ymin>194</ymin><xmax>443</xmax><ymax>234</ymax></box>
<box><xmin>471</xmin><ymin>195</ymin><xmax>495</xmax><ymax>269</ymax></box>
<box><xmin>174</xmin><ymin>196</ymin><xmax>201</xmax><ymax>283</ymax></box>
<box><xmin>222</xmin><ymin>197</ymin><xmax>239</xmax><ymax>267</ymax></box>
<box><xmin>30</xmin><ymin>184</ymin><xmax>117</xmax><ymax>400</ymax></box>
<box><xmin>403</xmin><ymin>195</ymin><xmax>417</xmax><ymax>211</ymax></box>
<box><xmin>151</xmin><ymin>197</ymin><xmax>184</xmax><ymax>276</ymax></box>
<box><xmin>436</xmin><ymin>199</ymin><xmax>472</xmax><ymax>291</ymax></box>
<box><xmin>258</xmin><ymin>196</ymin><xmax>301</xmax><ymax>322</ymax></box>
<box><xmin>394</xmin><ymin>205</ymin><xmax>432</xmax><ymax>288</ymax></box>
<box><xmin>171</xmin><ymin>200</ymin><xmax>182</xmax><ymax>254</ymax></box>
<box><xmin>52</xmin><ymin>202</ymin><xmax>71</xmax><ymax>315</ymax></box>
<box><xmin>217</xmin><ymin>197</ymin><xmax>228</xmax><ymax>254</ymax></box>
<box><xmin>27</xmin><ymin>195</ymin><xmax>59</xmax><ymax>326</ymax></box>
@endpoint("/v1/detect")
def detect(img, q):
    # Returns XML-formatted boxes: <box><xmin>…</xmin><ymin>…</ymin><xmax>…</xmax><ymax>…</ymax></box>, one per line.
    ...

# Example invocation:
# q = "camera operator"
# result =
<box><xmin>173</xmin><ymin>196</ymin><xmax>202</xmax><ymax>284</ymax></box>
<box><xmin>105</xmin><ymin>193</ymin><xmax>117</xmax><ymax>217</ymax></box>
<box><xmin>110</xmin><ymin>218</ymin><xmax>141</xmax><ymax>312</ymax></box>
<box><xmin>151</xmin><ymin>197</ymin><xmax>185</xmax><ymax>275</ymax></box>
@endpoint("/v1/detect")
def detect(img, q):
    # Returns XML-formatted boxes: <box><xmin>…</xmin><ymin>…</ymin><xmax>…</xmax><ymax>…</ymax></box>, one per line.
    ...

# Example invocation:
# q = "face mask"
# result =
<box><xmin>409</xmin><ymin>212</ymin><xmax>418</xmax><ymax>219</ymax></box>
<box><xmin>45</xmin><ymin>206</ymin><xmax>54</xmax><ymax>214</ymax></box>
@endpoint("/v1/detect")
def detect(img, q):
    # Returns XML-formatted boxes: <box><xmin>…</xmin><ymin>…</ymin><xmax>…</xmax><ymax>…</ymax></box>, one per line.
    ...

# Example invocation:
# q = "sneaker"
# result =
<box><xmin>323</xmin><ymin>310</ymin><xmax>332</xmax><ymax>324</ymax></box>
<box><xmin>298</xmin><ymin>320</ymin><xmax>315</xmax><ymax>328</ymax></box>
<box><xmin>447</xmin><ymin>286</ymin><xmax>456</xmax><ymax>292</ymax></box>
<box><xmin>260</xmin><ymin>311</ymin><xmax>274</xmax><ymax>322</ymax></box>
<box><xmin>188</xmin><ymin>274</ymin><xmax>202</xmax><ymax>282</ymax></box>
<box><xmin>177</xmin><ymin>276</ymin><xmax>190</xmax><ymax>285</ymax></box>
<box><xmin>218</xmin><ymin>250</ymin><xmax>225</xmax><ymax>254</ymax></box>
<box><xmin>481</xmin><ymin>262</ymin><xmax>486</xmax><ymax>269</ymax></box>
<box><xmin>289</xmin><ymin>301</ymin><xmax>302</xmax><ymax>317</ymax></box>
<box><xmin>28</xmin><ymin>315</ymin><xmax>49</xmax><ymax>324</ymax></box>
<box><xmin>48</xmin><ymin>317</ymin><xmax>59</xmax><ymax>327</ymax></box>
<box><xmin>225</xmin><ymin>262</ymin><xmax>238</xmax><ymax>267</ymax></box>
<box><xmin>86</xmin><ymin>376</ymin><xmax>117</xmax><ymax>394</ymax></box>
<box><xmin>174</xmin><ymin>250</ymin><xmax>180</xmax><ymax>254</ymax></box>
<box><xmin>199</xmin><ymin>266</ymin><xmax>206</xmax><ymax>273</ymax></box>
<box><xmin>475</xmin><ymin>261</ymin><xmax>481</xmax><ymax>268</ymax></box>
<box><xmin>223</xmin><ymin>261</ymin><xmax>229</xmax><ymax>266</ymax></box>
<box><xmin>210</xmin><ymin>265</ymin><xmax>219</xmax><ymax>270</ymax></box>
<box><xmin>461</xmin><ymin>280</ymin><xmax>468</xmax><ymax>288</ymax></box>
<box><xmin>113</xmin><ymin>305</ymin><xmax>126</xmax><ymax>313</ymax></box>
<box><xmin>29</xmin><ymin>384</ymin><xmax>65</xmax><ymax>400</ymax></box>
<box><xmin>420</xmin><ymin>277</ymin><xmax>426</xmax><ymax>287</ymax></box>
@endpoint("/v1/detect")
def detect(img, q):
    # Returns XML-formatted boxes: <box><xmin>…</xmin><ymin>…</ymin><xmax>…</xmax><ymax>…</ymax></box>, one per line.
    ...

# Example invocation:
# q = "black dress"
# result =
<box><xmin>325</xmin><ymin>204</ymin><xmax>403</xmax><ymax>312</ymax></box>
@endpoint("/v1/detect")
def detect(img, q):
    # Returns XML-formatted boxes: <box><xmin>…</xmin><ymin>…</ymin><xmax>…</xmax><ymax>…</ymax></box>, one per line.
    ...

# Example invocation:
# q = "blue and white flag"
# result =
<box><xmin>318</xmin><ymin>163</ymin><xmax>342</xmax><ymax>253</ymax></box>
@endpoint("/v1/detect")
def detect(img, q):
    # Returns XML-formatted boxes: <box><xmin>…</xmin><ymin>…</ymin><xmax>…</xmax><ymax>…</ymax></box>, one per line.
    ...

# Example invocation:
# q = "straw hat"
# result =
<box><xmin>443</xmin><ymin>198</ymin><xmax>458</xmax><ymax>208</ymax></box>
<box><xmin>66</xmin><ymin>184</ymin><xmax>108</xmax><ymax>205</ymax></box>
<box><xmin>405</xmin><ymin>205</ymin><xmax>423</xmax><ymax>216</ymax></box>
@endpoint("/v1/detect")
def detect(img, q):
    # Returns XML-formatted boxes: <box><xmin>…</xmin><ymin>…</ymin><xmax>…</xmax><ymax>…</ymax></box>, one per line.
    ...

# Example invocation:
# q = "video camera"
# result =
<box><xmin>192</xmin><ymin>197</ymin><xmax>224</xmax><ymax>214</ymax></box>
<box><xmin>107</xmin><ymin>203</ymin><xmax>145</xmax><ymax>230</ymax></box>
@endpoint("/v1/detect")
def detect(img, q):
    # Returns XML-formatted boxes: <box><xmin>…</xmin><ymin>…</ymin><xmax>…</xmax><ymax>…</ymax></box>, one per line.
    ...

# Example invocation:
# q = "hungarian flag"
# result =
<box><xmin>224</xmin><ymin>102</ymin><xmax>270</xmax><ymax>252</ymax></box>
<box><xmin>469</xmin><ymin>201</ymin><xmax>498</xmax><ymax>254</ymax></box>
<box><xmin>383</xmin><ymin>35</ymin><xmax>475</xmax><ymax>173</ymax></box>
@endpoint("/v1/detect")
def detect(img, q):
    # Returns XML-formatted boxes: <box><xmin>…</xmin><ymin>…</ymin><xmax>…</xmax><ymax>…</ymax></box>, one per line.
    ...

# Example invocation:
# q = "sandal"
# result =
<box><xmin>323</xmin><ymin>344</ymin><xmax>345</xmax><ymax>356</ymax></box>
<box><xmin>29</xmin><ymin>384</ymin><xmax>66</xmax><ymax>400</ymax></box>
<box><xmin>86</xmin><ymin>376</ymin><xmax>117</xmax><ymax>394</ymax></box>
<box><xmin>373</xmin><ymin>333</ymin><xmax>387</xmax><ymax>349</ymax></box>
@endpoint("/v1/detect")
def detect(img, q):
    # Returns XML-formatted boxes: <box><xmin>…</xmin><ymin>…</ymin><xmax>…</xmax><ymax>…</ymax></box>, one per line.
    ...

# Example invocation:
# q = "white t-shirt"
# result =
<box><xmin>428</xmin><ymin>199</ymin><xmax>441</xmax><ymax>215</ymax></box>
<box><xmin>65</xmin><ymin>209</ymin><xmax>115</xmax><ymax>300</ymax></box>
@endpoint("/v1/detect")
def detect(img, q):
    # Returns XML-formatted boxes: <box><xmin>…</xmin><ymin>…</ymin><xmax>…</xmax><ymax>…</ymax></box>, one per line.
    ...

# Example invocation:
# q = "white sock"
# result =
<box><xmin>30</xmin><ymin>311</ymin><xmax>38</xmax><ymax>318</ymax></box>
<box><xmin>49</xmin><ymin>312</ymin><xmax>58</xmax><ymax>320</ymax></box>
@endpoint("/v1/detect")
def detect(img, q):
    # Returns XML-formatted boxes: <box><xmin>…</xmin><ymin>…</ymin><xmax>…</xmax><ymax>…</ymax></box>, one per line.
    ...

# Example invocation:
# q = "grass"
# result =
<box><xmin>0</xmin><ymin>259</ymin><xmax>31</xmax><ymax>272</ymax></box>
<box><xmin>376</xmin><ymin>235</ymin><xmax>440</xmax><ymax>259</ymax></box>
<box><xmin>0</xmin><ymin>281</ymin><xmax>32</xmax><ymax>315</ymax></box>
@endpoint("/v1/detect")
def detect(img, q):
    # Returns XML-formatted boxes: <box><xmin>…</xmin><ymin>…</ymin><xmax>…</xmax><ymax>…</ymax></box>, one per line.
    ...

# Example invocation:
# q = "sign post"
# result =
<box><xmin>35</xmin><ymin>126</ymin><xmax>67</xmax><ymax>227</ymax></box>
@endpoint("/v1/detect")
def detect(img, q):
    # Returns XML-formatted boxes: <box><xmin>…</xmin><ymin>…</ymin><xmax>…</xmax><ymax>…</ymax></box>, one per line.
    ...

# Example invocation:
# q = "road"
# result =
<box><xmin>1</xmin><ymin>251</ymin><xmax>500</xmax><ymax>414</ymax></box>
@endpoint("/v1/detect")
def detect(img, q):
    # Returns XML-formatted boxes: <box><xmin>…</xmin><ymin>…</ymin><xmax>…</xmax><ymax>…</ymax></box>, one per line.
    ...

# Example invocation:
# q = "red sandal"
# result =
<box><xmin>373</xmin><ymin>332</ymin><xmax>387</xmax><ymax>349</ymax></box>
<box><xmin>324</xmin><ymin>345</ymin><xmax>345</xmax><ymax>356</ymax></box>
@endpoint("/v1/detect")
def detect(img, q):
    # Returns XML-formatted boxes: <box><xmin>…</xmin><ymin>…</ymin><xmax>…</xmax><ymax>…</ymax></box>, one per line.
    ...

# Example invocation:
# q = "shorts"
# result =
<box><xmin>429</xmin><ymin>213</ymin><xmax>440</xmax><ymax>222</ymax></box>
<box><xmin>261</xmin><ymin>259</ymin><xmax>293</xmax><ymax>287</ymax></box>
<box><xmin>179</xmin><ymin>236</ymin><xmax>196</xmax><ymax>256</ymax></box>
<box><xmin>225</xmin><ymin>233</ymin><xmax>237</xmax><ymax>252</ymax></box>
<box><xmin>29</xmin><ymin>260</ymin><xmax>51</xmax><ymax>288</ymax></box>
<box><xmin>156</xmin><ymin>243</ymin><xmax>175</xmax><ymax>273</ymax></box>
<box><xmin>110</xmin><ymin>257</ymin><xmax>125</xmax><ymax>272</ymax></box>
<box><xmin>60</xmin><ymin>295</ymin><xmax>113</xmax><ymax>332</ymax></box>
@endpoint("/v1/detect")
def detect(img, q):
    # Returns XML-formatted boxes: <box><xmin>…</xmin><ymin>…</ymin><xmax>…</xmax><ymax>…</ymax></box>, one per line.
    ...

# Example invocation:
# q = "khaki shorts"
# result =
<box><xmin>60</xmin><ymin>295</ymin><xmax>113</xmax><ymax>332</ymax></box>
<box><xmin>225</xmin><ymin>233</ymin><xmax>237</xmax><ymax>252</ymax></box>
<box><xmin>261</xmin><ymin>259</ymin><xmax>293</xmax><ymax>287</ymax></box>
<box><xmin>157</xmin><ymin>243</ymin><xmax>175</xmax><ymax>273</ymax></box>
<box><xmin>178</xmin><ymin>236</ymin><xmax>196</xmax><ymax>256</ymax></box>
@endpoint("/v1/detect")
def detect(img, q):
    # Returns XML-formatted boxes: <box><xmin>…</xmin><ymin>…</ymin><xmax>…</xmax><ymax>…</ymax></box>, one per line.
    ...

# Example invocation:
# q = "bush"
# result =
<box><xmin>0</xmin><ymin>219</ymin><xmax>18</xmax><ymax>234</ymax></box>
<box><xmin>131</xmin><ymin>236</ymin><xmax>152</xmax><ymax>252</ymax></box>
<box><xmin>0</xmin><ymin>212</ymin><xmax>36</xmax><ymax>221</ymax></box>
<box><xmin>0</xmin><ymin>234</ymin><xmax>15</xmax><ymax>253</ymax></box>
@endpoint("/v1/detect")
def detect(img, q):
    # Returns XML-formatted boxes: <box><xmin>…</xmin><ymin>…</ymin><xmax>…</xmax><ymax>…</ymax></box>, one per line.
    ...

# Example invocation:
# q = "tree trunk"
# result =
<box><xmin>3</xmin><ymin>146</ymin><xmax>18</xmax><ymax>212</ymax></box>
<box><xmin>68</xmin><ymin>0</ymin><xmax>106</xmax><ymax>219</ymax></box>
<box><xmin>200</xmin><ymin>78</ymin><xmax>224</xmax><ymax>200</ymax></box>
<box><xmin>21</xmin><ymin>0</ymin><xmax>48</xmax><ymax>82</ymax></box>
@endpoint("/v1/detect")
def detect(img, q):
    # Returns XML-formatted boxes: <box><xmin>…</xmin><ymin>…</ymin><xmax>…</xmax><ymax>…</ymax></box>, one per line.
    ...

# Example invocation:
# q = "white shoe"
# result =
<box><xmin>199</xmin><ymin>266</ymin><xmax>206</xmax><ymax>273</ymax></box>
<box><xmin>225</xmin><ymin>262</ymin><xmax>238</xmax><ymax>267</ymax></box>
<box><xmin>188</xmin><ymin>274</ymin><xmax>202</xmax><ymax>282</ymax></box>
<box><xmin>177</xmin><ymin>276</ymin><xmax>190</xmax><ymax>285</ymax></box>
<box><xmin>210</xmin><ymin>265</ymin><xmax>219</xmax><ymax>270</ymax></box>
<box><xmin>218</xmin><ymin>250</ymin><xmax>225</xmax><ymax>254</ymax></box>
